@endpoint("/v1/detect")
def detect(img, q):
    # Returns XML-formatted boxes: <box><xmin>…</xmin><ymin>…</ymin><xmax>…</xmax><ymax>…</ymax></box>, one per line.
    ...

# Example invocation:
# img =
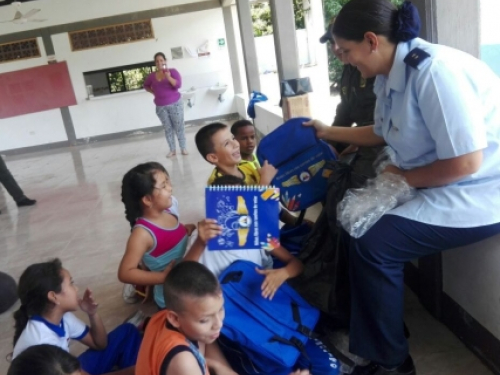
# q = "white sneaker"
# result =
<box><xmin>122</xmin><ymin>284</ymin><xmax>139</xmax><ymax>304</ymax></box>
<box><xmin>124</xmin><ymin>310</ymin><xmax>147</xmax><ymax>328</ymax></box>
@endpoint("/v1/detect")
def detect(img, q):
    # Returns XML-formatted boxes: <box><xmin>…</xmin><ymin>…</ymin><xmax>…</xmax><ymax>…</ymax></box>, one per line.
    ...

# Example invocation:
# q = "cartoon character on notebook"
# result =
<box><xmin>215</xmin><ymin>194</ymin><xmax>252</xmax><ymax>247</ymax></box>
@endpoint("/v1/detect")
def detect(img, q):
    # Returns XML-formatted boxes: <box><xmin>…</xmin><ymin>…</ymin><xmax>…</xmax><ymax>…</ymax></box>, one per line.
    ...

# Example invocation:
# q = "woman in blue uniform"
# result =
<box><xmin>306</xmin><ymin>0</ymin><xmax>500</xmax><ymax>374</ymax></box>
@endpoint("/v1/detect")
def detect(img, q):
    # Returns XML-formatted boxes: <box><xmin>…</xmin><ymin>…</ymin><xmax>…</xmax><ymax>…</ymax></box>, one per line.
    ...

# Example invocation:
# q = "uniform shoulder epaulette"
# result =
<box><xmin>403</xmin><ymin>48</ymin><xmax>431</xmax><ymax>69</ymax></box>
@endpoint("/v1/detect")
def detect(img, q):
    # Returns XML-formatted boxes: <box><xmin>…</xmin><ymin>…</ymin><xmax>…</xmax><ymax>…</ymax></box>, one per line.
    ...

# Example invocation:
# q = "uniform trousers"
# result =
<box><xmin>348</xmin><ymin>214</ymin><xmax>500</xmax><ymax>367</ymax></box>
<box><xmin>78</xmin><ymin>323</ymin><xmax>142</xmax><ymax>375</ymax></box>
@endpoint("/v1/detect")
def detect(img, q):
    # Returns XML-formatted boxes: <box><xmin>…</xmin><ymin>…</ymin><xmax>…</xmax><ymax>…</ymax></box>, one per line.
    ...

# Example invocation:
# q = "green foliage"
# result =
<box><xmin>251</xmin><ymin>0</ymin><xmax>305</xmax><ymax>37</ymax></box>
<box><xmin>108</xmin><ymin>66</ymin><xmax>153</xmax><ymax>93</ymax></box>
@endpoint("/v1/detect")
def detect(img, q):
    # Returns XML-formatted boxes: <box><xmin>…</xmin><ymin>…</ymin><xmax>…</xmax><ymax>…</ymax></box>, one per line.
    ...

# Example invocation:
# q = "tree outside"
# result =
<box><xmin>250</xmin><ymin>0</ymin><xmax>404</xmax><ymax>90</ymax></box>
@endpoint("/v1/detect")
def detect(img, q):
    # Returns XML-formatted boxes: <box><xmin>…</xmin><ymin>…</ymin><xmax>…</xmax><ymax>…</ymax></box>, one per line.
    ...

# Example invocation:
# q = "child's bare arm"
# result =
<box><xmin>256</xmin><ymin>246</ymin><xmax>303</xmax><ymax>300</ymax></box>
<box><xmin>183</xmin><ymin>223</ymin><xmax>196</xmax><ymax>236</ymax></box>
<box><xmin>205</xmin><ymin>342</ymin><xmax>238</xmax><ymax>375</ymax></box>
<box><xmin>118</xmin><ymin>228</ymin><xmax>170</xmax><ymax>286</ymax></box>
<box><xmin>78</xmin><ymin>289</ymin><xmax>107</xmax><ymax>350</ymax></box>
<box><xmin>164</xmin><ymin>351</ymin><xmax>204</xmax><ymax>375</ymax></box>
<box><xmin>258</xmin><ymin>160</ymin><xmax>277</xmax><ymax>185</ymax></box>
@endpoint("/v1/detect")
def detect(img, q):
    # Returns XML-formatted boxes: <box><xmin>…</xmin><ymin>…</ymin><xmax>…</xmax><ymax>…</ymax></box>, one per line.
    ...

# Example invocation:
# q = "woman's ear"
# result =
<box><xmin>364</xmin><ymin>32</ymin><xmax>379</xmax><ymax>52</ymax></box>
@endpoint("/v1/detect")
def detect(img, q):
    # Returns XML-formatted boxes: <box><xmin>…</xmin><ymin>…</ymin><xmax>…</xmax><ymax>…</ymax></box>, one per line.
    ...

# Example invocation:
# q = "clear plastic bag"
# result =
<box><xmin>337</xmin><ymin>172</ymin><xmax>416</xmax><ymax>238</ymax></box>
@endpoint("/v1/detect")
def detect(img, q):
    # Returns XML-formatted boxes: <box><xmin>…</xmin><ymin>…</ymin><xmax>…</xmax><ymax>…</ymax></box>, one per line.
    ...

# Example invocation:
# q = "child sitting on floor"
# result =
<box><xmin>195</xmin><ymin>122</ymin><xmax>299</xmax><ymax>226</ymax></box>
<box><xmin>195</xmin><ymin>122</ymin><xmax>276</xmax><ymax>186</ymax></box>
<box><xmin>12</xmin><ymin>259</ymin><xmax>141</xmax><ymax>375</ymax></box>
<box><xmin>185</xmin><ymin>175</ymin><xmax>304</xmax><ymax>300</ymax></box>
<box><xmin>135</xmin><ymin>261</ymin><xmax>310</xmax><ymax>375</ymax></box>
<box><xmin>8</xmin><ymin>344</ymin><xmax>82</xmax><ymax>375</ymax></box>
<box><xmin>118</xmin><ymin>162</ymin><xmax>196</xmax><ymax>309</ymax></box>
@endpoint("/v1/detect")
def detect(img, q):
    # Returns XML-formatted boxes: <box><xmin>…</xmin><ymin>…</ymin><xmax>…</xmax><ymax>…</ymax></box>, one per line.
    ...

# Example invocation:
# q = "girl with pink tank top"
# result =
<box><xmin>118</xmin><ymin>162</ymin><xmax>196</xmax><ymax>309</ymax></box>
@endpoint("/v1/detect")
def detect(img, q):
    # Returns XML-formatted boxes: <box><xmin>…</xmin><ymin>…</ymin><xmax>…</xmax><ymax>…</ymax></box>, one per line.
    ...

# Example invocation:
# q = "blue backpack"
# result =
<box><xmin>219</xmin><ymin>260</ymin><xmax>320</xmax><ymax>374</ymax></box>
<box><xmin>257</xmin><ymin>117</ymin><xmax>336</xmax><ymax>211</ymax></box>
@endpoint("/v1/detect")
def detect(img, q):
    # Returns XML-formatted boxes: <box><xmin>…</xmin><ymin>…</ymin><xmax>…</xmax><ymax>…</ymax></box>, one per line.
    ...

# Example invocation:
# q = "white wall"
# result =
<box><xmin>0</xmin><ymin>37</ymin><xmax>69</xmax><ymax>151</ymax></box>
<box><xmin>255</xmin><ymin>29</ymin><xmax>310</xmax><ymax>73</ymax></box>
<box><xmin>434</xmin><ymin>0</ymin><xmax>500</xmax><ymax>342</ymax></box>
<box><xmin>0</xmin><ymin>109</ymin><xmax>67</xmax><ymax>151</ymax></box>
<box><xmin>0</xmin><ymin>7</ymin><xmax>237</xmax><ymax>147</ymax></box>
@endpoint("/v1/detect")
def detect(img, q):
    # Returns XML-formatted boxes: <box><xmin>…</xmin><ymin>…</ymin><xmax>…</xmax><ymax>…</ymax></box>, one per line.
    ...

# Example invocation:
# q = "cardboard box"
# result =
<box><xmin>282</xmin><ymin>94</ymin><xmax>311</xmax><ymax>121</ymax></box>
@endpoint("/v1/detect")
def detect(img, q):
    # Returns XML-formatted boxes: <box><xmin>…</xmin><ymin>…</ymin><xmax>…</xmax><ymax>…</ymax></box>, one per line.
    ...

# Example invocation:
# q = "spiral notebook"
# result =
<box><xmin>205</xmin><ymin>186</ymin><xmax>281</xmax><ymax>251</ymax></box>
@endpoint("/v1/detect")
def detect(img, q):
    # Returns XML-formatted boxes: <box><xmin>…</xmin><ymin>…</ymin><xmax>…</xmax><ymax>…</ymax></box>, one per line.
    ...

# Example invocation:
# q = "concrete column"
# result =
<box><xmin>434</xmin><ymin>0</ymin><xmax>480</xmax><ymax>56</ymax></box>
<box><xmin>411</xmin><ymin>0</ymin><xmax>437</xmax><ymax>42</ymax></box>
<box><xmin>236</xmin><ymin>0</ymin><xmax>261</xmax><ymax>93</ymax></box>
<box><xmin>222</xmin><ymin>6</ymin><xmax>244</xmax><ymax>94</ymax></box>
<box><xmin>303</xmin><ymin>0</ymin><xmax>316</xmax><ymax>65</ymax></box>
<box><xmin>269</xmin><ymin>0</ymin><xmax>300</xmax><ymax>83</ymax></box>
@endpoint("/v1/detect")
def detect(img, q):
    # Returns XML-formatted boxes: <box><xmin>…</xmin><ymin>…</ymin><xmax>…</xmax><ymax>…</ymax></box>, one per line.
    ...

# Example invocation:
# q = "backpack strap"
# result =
<box><xmin>291</xmin><ymin>301</ymin><xmax>318</xmax><ymax>339</ymax></box>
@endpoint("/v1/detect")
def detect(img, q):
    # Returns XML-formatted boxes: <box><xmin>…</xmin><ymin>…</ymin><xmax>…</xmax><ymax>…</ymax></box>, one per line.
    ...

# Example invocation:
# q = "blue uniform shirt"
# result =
<box><xmin>373</xmin><ymin>38</ymin><xmax>500</xmax><ymax>227</ymax></box>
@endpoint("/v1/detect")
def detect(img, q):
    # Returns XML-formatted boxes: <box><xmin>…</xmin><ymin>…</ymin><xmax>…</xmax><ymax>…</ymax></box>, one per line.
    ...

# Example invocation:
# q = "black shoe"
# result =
<box><xmin>374</xmin><ymin>356</ymin><xmax>416</xmax><ymax>375</ymax></box>
<box><xmin>16</xmin><ymin>197</ymin><xmax>37</xmax><ymax>207</ymax></box>
<box><xmin>351</xmin><ymin>362</ymin><xmax>380</xmax><ymax>375</ymax></box>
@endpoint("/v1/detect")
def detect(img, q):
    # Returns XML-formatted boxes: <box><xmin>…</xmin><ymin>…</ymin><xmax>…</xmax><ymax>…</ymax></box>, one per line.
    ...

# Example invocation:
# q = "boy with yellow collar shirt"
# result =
<box><xmin>230</xmin><ymin>120</ymin><xmax>261</xmax><ymax>170</ymax></box>
<box><xmin>195</xmin><ymin>122</ymin><xmax>276</xmax><ymax>186</ymax></box>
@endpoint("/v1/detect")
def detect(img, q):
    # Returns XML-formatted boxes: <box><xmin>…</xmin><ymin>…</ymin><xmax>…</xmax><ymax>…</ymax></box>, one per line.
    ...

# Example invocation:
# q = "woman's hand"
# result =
<box><xmin>340</xmin><ymin>144</ymin><xmax>359</xmax><ymax>156</ymax></box>
<box><xmin>79</xmin><ymin>288</ymin><xmax>99</xmax><ymax>316</ymax></box>
<box><xmin>382</xmin><ymin>164</ymin><xmax>405</xmax><ymax>177</ymax></box>
<box><xmin>303</xmin><ymin>119</ymin><xmax>329</xmax><ymax>139</ymax></box>
<box><xmin>197</xmin><ymin>219</ymin><xmax>222</xmax><ymax>244</ymax></box>
<box><xmin>256</xmin><ymin>267</ymin><xmax>289</xmax><ymax>300</ymax></box>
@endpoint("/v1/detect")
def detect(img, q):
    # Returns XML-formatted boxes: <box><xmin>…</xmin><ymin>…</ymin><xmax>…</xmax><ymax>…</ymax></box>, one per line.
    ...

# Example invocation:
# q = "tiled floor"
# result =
<box><xmin>0</xmin><ymin>128</ymin><xmax>494</xmax><ymax>375</ymax></box>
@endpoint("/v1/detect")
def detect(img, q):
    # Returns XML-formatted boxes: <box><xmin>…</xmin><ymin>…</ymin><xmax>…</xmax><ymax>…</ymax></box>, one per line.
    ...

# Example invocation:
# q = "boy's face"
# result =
<box><xmin>169</xmin><ymin>292</ymin><xmax>225</xmax><ymax>344</ymax></box>
<box><xmin>234</xmin><ymin>125</ymin><xmax>256</xmax><ymax>157</ymax></box>
<box><xmin>206</xmin><ymin>128</ymin><xmax>241</xmax><ymax>167</ymax></box>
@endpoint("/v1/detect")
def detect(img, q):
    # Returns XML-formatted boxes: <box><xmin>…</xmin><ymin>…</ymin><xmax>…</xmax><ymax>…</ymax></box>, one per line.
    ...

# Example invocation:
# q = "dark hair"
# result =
<box><xmin>163</xmin><ymin>261</ymin><xmax>221</xmax><ymax>313</ymax></box>
<box><xmin>154</xmin><ymin>52</ymin><xmax>166</xmax><ymax>61</ymax></box>
<box><xmin>332</xmin><ymin>0</ymin><xmax>420</xmax><ymax>43</ymax></box>
<box><xmin>13</xmin><ymin>259</ymin><xmax>64</xmax><ymax>346</ymax></box>
<box><xmin>8</xmin><ymin>344</ymin><xmax>81</xmax><ymax>375</ymax></box>
<box><xmin>121</xmin><ymin>162</ymin><xmax>169</xmax><ymax>228</ymax></box>
<box><xmin>195</xmin><ymin>122</ymin><xmax>228</xmax><ymax>161</ymax></box>
<box><xmin>211</xmin><ymin>175</ymin><xmax>245</xmax><ymax>186</ymax></box>
<box><xmin>231</xmin><ymin>120</ymin><xmax>254</xmax><ymax>136</ymax></box>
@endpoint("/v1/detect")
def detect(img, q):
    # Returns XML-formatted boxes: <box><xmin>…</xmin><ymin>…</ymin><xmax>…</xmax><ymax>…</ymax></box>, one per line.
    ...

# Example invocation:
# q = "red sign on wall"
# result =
<box><xmin>0</xmin><ymin>62</ymin><xmax>77</xmax><ymax>119</ymax></box>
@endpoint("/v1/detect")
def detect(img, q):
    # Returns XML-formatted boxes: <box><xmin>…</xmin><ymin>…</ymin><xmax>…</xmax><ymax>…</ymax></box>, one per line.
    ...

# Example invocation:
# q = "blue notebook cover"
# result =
<box><xmin>205</xmin><ymin>186</ymin><xmax>280</xmax><ymax>251</ymax></box>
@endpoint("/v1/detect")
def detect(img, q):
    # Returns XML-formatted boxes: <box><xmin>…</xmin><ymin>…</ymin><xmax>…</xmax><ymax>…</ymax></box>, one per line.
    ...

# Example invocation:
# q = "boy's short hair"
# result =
<box><xmin>163</xmin><ymin>261</ymin><xmax>221</xmax><ymax>313</ymax></box>
<box><xmin>195</xmin><ymin>122</ymin><xmax>228</xmax><ymax>160</ymax></box>
<box><xmin>231</xmin><ymin>120</ymin><xmax>254</xmax><ymax>136</ymax></box>
<box><xmin>211</xmin><ymin>175</ymin><xmax>246</xmax><ymax>186</ymax></box>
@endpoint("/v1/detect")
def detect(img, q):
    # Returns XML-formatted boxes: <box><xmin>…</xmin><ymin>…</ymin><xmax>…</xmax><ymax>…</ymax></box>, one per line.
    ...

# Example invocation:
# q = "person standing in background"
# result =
<box><xmin>144</xmin><ymin>52</ymin><xmax>188</xmax><ymax>158</ymax></box>
<box><xmin>0</xmin><ymin>156</ymin><xmax>36</xmax><ymax>214</ymax></box>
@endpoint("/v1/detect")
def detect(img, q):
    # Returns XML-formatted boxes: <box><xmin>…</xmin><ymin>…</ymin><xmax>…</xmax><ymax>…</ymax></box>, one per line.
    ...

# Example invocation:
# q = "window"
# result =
<box><xmin>0</xmin><ymin>38</ymin><xmax>40</xmax><ymax>63</ymax></box>
<box><xmin>84</xmin><ymin>62</ymin><xmax>156</xmax><ymax>97</ymax></box>
<box><xmin>69</xmin><ymin>20</ymin><xmax>154</xmax><ymax>51</ymax></box>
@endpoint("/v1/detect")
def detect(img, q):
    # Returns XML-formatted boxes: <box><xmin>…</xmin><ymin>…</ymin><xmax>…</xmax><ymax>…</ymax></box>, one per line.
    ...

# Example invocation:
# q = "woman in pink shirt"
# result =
<box><xmin>144</xmin><ymin>52</ymin><xmax>187</xmax><ymax>157</ymax></box>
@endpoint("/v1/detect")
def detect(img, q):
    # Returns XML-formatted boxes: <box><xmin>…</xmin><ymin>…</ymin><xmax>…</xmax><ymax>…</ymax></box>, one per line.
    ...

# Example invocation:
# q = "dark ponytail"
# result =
<box><xmin>332</xmin><ymin>0</ymin><xmax>421</xmax><ymax>44</ymax></box>
<box><xmin>8</xmin><ymin>344</ymin><xmax>81</xmax><ymax>375</ymax></box>
<box><xmin>13</xmin><ymin>259</ymin><xmax>64</xmax><ymax>347</ymax></box>
<box><xmin>121</xmin><ymin>162</ymin><xmax>169</xmax><ymax>228</ymax></box>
